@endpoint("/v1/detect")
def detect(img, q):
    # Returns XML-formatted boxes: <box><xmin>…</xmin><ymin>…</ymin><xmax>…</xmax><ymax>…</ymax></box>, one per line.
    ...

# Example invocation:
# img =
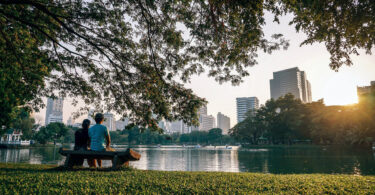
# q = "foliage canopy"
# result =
<box><xmin>1</xmin><ymin>0</ymin><xmax>374</xmax><ymax>132</ymax></box>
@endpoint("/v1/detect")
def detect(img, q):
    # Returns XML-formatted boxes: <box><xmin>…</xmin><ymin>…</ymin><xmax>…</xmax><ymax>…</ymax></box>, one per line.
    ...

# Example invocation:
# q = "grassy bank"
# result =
<box><xmin>1</xmin><ymin>163</ymin><xmax>375</xmax><ymax>194</ymax></box>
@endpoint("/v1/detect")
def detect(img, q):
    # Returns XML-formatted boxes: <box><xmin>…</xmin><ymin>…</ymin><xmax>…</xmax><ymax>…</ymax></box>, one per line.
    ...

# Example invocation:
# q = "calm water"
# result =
<box><xmin>1</xmin><ymin>145</ymin><xmax>375</xmax><ymax>175</ymax></box>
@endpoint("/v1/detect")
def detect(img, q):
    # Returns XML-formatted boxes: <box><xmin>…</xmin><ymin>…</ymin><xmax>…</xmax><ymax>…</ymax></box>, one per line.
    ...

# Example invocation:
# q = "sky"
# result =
<box><xmin>34</xmin><ymin>13</ymin><xmax>375</xmax><ymax>127</ymax></box>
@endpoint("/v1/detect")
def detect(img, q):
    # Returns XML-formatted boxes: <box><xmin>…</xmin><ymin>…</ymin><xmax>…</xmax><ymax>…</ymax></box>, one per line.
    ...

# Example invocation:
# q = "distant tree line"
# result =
<box><xmin>230</xmin><ymin>93</ymin><xmax>375</xmax><ymax>147</ymax></box>
<box><xmin>111</xmin><ymin>127</ymin><xmax>235</xmax><ymax>145</ymax></box>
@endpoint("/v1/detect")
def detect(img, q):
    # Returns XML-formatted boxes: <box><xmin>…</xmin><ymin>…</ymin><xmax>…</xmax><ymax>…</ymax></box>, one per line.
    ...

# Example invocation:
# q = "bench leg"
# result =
<box><xmin>112</xmin><ymin>155</ymin><xmax>119</xmax><ymax>169</ymax></box>
<box><xmin>112</xmin><ymin>156</ymin><xmax>130</xmax><ymax>169</ymax></box>
<box><xmin>64</xmin><ymin>154</ymin><xmax>73</xmax><ymax>168</ymax></box>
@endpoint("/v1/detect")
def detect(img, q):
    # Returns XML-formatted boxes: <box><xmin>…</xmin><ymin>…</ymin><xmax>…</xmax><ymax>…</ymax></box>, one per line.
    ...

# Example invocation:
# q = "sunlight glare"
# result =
<box><xmin>322</xmin><ymin>72</ymin><xmax>361</xmax><ymax>106</ymax></box>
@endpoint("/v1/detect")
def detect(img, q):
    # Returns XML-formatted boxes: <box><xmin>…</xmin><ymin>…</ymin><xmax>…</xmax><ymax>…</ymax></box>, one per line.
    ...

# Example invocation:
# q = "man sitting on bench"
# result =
<box><xmin>89</xmin><ymin>113</ymin><xmax>115</xmax><ymax>167</ymax></box>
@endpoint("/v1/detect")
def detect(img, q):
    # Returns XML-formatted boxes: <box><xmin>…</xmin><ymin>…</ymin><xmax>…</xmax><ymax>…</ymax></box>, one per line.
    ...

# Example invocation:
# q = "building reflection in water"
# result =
<box><xmin>130</xmin><ymin>147</ymin><xmax>240</xmax><ymax>172</ymax></box>
<box><xmin>1</xmin><ymin>146</ymin><xmax>375</xmax><ymax>175</ymax></box>
<box><xmin>0</xmin><ymin>148</ymin><xmax>30</xmax><ymax>163</ymax></box>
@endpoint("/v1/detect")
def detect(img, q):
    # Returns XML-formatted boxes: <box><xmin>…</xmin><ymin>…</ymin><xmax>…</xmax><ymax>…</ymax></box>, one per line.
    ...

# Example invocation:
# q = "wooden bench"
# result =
<box><xmin>59</xmin><ymin>148</ymin><xmax>141</xmax><ymax>169</ymax></box>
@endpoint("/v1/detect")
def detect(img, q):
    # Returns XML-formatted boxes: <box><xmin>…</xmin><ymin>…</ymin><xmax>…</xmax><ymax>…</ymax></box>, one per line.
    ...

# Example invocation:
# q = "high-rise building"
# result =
<box><xmin>236</xmin><ymin>97</ymin><xmax>259</xmax><ymax>123</ymax></box>
<box><xmin>217</xmin><ymin>112</ymin><xmax>230</xmax><ymax>134</ymax></box>
<box><xmin>199</xmin><ymin>114</ymin><xmax>215</xmax><ymax>131</ymax></box>
<box><xmin>116</xmin><ymin>118</ymin><xmax>129</xmax><ymax>131</ymax></box>
<box><xmin>306</xmin><ymin>80</ymin><xmax>312</xmax><ymax>103</ymax></box>
<box><xmin>45</xmin><ymin>97</ymin><xmax>64</xmax><ymax>126</ymax></box>
<box><xmin>357</xmin><ymin>81</ymin><xmax>375</xmax><ymax>103</ymax></box>
<box><xmin>190</xmin><ymin>105</ymin><xmax>216</xmax><ymax>131</ymax></box>
<box><xmin>197</xmin><ymin>105</ymin><xmax>207</xmax><ymax>115</ymax></box>
<box><xmin>270</xmin><ymin>67</ymin><xmax>312</xmax><ymax>103</ymax></box>
<box><xmin>169</xmin><ymin>120</ymin><xmax>190</xmax><ymax>134</ymax></box>
<box><xmin>103</xmin><ymin>112</ymin><xmax>116</xmax><ymax>131</ymax></box>
<box><xmin>157</xmin><ymin>120</ymin><xmax>171</xmax><ymax>132</ymax></box>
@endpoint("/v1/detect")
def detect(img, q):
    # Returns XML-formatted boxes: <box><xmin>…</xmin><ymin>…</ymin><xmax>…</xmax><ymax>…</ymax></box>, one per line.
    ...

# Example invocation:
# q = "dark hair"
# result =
<box><xmin>94</xmin><ymin>113</ymin><xmax>104</xmax><ymax>124</ymax></box>
<box><xmin>82</xmin><ymin>119</ymin><xmax>91</xmax><ymax>129</ymax></box>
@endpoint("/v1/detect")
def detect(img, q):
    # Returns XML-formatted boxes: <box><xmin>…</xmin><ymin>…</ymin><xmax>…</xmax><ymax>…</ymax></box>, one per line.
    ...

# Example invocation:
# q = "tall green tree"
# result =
<box><xmin>1</xmin><ymin>0</ymin><xmax>374</xmax><ymax>134</ymax></box>
<box><xmin>34</xmin><ymin>122</ymin><xmax>68</xmax><ymax>144</ymax></box>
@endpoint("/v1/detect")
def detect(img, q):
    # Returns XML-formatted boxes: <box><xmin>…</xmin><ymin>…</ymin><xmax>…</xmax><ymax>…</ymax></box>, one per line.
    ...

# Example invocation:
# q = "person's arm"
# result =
<box><xmin>105</xmin><ymin>128</ymin><xmax>111</xmax><ymax>148</ymax></box>
<box><xmin>105</xmin><ymin>134</ymin><xmax>111</xmax><ymax>148</ymax></box>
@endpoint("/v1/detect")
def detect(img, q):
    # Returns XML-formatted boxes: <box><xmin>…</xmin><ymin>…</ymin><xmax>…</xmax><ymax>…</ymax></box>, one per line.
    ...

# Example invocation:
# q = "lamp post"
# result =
<box><xmin>54</xmin><ymin>133</ymin><xmax>57</xmax><ymax>146</ymax></box>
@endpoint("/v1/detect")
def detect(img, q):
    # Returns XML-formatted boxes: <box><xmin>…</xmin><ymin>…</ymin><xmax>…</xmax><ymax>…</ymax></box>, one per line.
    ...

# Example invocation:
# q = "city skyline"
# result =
<box><xmin>33</xmin><ymin>13</ymin><xmax>375</xmax><ymax>128</ymax></box>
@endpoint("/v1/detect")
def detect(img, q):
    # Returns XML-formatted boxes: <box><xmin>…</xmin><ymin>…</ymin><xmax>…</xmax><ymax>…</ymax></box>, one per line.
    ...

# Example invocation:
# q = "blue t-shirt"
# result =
<box><xmin>88</xmin><ymin>124</ymin><xmax>109</xmax><ymax>151</ymax></box>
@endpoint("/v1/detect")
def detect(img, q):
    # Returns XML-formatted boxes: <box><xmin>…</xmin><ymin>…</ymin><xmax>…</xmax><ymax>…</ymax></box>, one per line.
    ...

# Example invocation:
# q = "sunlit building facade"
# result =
<box><xmin>357</xmin><ymin>81</ymin><xmax>375</xmax><ymax>103</ymax></box>
<box><xmin>270</xmin><ymin>67</ymin><xmax>312</xmax><ymax>103</ymax></box>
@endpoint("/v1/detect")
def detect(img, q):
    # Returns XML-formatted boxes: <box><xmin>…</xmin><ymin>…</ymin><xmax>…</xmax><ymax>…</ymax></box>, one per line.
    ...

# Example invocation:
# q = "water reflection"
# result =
<box><xmin>132</xmin><ymin>148</ymin><xmax>240</xmax><ymax>172</ymax></box>
<box><xmin>0</xmin><ymin>147</ymin><xmax>66</xmax><ymax>165</ymax></box>
<box><xmin>0</xmin><ymin>146</ymin><xmax>375</xmax><ymax>175</ymax></box>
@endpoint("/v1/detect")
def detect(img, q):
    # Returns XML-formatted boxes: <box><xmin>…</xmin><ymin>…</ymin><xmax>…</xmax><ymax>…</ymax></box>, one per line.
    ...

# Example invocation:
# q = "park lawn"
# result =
<box><xmin>0</xmin><ymin>163</ymin><xmax>374</xmax><ymax>194</ymax></box>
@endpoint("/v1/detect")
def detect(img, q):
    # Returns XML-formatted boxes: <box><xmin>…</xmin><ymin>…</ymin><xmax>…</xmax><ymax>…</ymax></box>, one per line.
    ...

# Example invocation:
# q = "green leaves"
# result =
<box><xmin>34</xmin><ymin>122</ymin><xmax>69</xmax><ymax>144</ymax></box>
<box><xmin>1</xmin><ymin>0</ymin><xmax>374</xmax><ymax>133</ymax></box>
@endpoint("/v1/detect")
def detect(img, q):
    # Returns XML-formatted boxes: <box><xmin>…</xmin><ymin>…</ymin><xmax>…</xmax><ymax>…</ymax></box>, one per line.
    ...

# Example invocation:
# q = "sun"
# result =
<box><xmin>322</xmin><ymin>73</ymin><xmax>360</xmax><ymax>106</ymax></box>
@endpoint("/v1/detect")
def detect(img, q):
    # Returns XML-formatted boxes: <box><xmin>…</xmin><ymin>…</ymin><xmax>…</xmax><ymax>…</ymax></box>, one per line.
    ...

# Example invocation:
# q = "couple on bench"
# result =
<box><xmin>74</xmin><ymin>113</ymin><xmax>115</xmax><ymax>168</ymax></box>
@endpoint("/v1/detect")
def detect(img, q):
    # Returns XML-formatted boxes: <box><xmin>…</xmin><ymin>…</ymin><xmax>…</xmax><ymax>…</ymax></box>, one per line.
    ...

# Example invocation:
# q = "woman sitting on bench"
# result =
<box><xmin>88</xmin><ymin>113</ymin><xmax>115</xmax><ymax>167</ymax></box>
<box><xmin>73</xmin><ymin>119</ymin><xmax>91</xmax><ymax>166</ymax></box>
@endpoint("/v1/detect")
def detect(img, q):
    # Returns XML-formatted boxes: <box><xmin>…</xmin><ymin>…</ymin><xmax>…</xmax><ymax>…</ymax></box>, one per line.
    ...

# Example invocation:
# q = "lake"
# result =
<box><xmin>1</xmin><ymin>145</ymin><xmax>375</xmax><ymax>175</ymax></box>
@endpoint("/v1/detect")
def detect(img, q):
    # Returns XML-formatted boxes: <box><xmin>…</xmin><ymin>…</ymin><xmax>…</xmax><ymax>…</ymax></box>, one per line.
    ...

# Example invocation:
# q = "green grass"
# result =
<box><xmin>1</xmin><ymin>163</ymin><xmax>375</xmax><ymax>194</ymax></box>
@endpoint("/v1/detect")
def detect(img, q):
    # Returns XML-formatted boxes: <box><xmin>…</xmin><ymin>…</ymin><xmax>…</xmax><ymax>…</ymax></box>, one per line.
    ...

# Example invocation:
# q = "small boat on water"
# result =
<box><xmin>195</xmin><ymin>144</ymin><xmax>201</xmax><ymax>148</ymax></box>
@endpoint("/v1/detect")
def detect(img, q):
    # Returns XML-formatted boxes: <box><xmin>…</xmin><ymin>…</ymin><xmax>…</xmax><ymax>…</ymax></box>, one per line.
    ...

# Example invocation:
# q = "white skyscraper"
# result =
<box><xmin>103</xmin><ymin>112</ymin><xmax>116</xmax><ymax>131</ymax></box>
<box><xmin>199</xmin><ymin>114</ymin><xmax>215</xmax><ymax>131</ymax></box>
<box><xmin>197</xmin><ymin>105</ymin><xmax>207</xmax><ymax>115</ymax></box>
<box><xmin>169</xmin><ymin>120</ymin><xmax>190</xmax><ymax>134</ymax></box>
<box><xmin>217</xmin><ymin>112</ymin><xmax>230</xmax><ymax>134</ymax></box>
<box><xmin>270</xmin><ymin>67</ymin><xmax>312</xmax><ymax>103</ymax></box>
<box><xmin>45</xmin><ymin>97</ymin><xmax>64</xmax><ymax>126</ymax></box>
<box><xmin>236</xmin><ymin>97</ymin><xmax>259</xmax><ymax>123</ymax></box>
<box><xmin>190</xmin><ymin>105</ymin><xmax>216</xmax><ymax>131</ymax></box>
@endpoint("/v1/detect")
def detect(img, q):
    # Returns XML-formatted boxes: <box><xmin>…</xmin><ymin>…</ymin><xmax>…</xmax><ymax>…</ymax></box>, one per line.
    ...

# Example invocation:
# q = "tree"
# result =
<box><xmin>34</xmin><ymin>122</ymin><xmax>68</xmax><ymax>144</ymax></box>
<box><xmin>8</xmin><ymin>108</ymin><xmax>37</xmax><ymax>140</ymax></box>
<box><xmin>231</xmin><ymin>94</ymin><xmax>305</xmax><ymax>144</ymax></box>
<box><xmin>63</xmin><ymin>126</ymin><xmax>78</xmax><ymax>143</ymax></box>
<box><xmin>1</xmin><ymin>0</ymin><xmax>374</xmax><ymax>133</ymax></box>
<box><xmin>207</xmin><ymin>128</ymin><xmax>222</xmax><ymax>144</ymax></box>
<box><xmin>126</xmin><ymin>126</ymin><xmax>141</xmax><ymax>144</ymax></box>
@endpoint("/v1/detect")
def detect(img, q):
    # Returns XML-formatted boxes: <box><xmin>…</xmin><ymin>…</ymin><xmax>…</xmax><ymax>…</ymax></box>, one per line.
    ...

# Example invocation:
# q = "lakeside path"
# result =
<box><xmin>1</xmin><ymin>163</ymin><xmax>375</xmax><ymax>194</ymax></box>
